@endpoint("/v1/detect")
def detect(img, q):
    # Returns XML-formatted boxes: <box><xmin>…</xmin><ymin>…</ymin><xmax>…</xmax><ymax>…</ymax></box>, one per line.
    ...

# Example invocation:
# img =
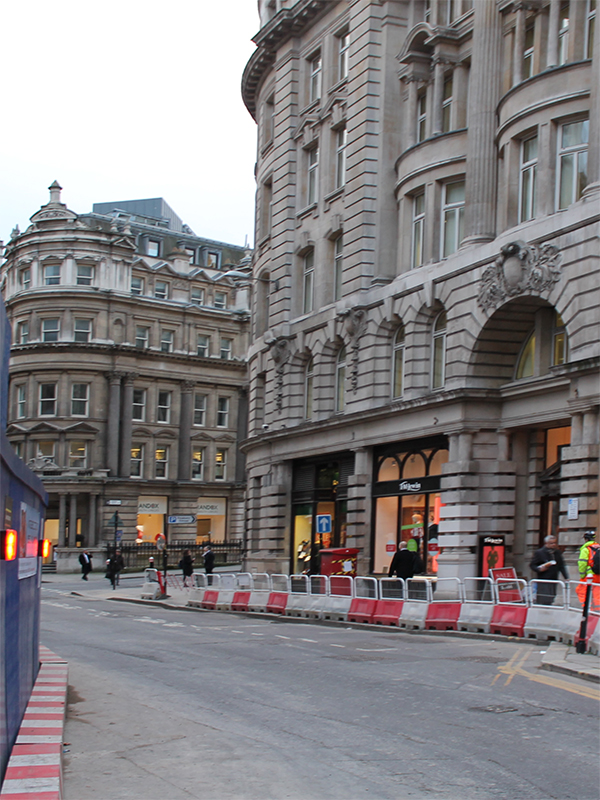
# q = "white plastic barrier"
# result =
<box><xmin>248</xmin><ymin>573</ymin><xmax>272</xmax><ymax>612</ymax></box>
<box><xmin>286</xmin><ymin>575</ymin><xmax>311</xmax><ymax>617</ymax></box>
<box><xmin>213</xmin><ymin>573</ymin><xmax>237</xmax><ymax>610</ymax></box>
<box><xmin>321</xmin><ymin>575</ymin><xmax>353</xmax><ymax>621</ymax></box>
<box><xmin>458</xmin><ymin>578</ymin><xmax>494</xmax><ymax>632</ymax></box>
<box><xmin>354</xmin><ymin>576</ymin><xmax>378</xmax><ymax>599</ymax></box>
<box><xmin>431</xmin><ymin>577</ymin><xmax>464</xmax><ymax>603</ymax></box>
<box><xmin>524</xmin><ymin>581</ymin><xmax>568</xmax><ymax>640</ymax></box>
<box><xmin>299</xmin><ymin>575</ymin><xmax>328</xmax><ymax>619</ymax></box>
<box><xmin>271</xmin><ymin>574</ymin><xmax>290</xmax><ymax>593</ymax></box>
<box><xmin>399</xmin><ymin>578</ymin><xmax>433</xmax><ymax>629</ymax></box>
<box><xmin>141</xmin><ymin>568</ymin><xmax>162</xmax><ymax>600</ymax></box>
<box><xmin>236</xmin><ymin>573</ymin><xmax>253</xmax><ymax>590</ymax></box>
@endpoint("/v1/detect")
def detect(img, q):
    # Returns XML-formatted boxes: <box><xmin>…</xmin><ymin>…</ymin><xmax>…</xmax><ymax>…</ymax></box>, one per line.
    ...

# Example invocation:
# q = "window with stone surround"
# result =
<box><xmin>557</xmin><ymin>119</ymin><xmax>588</xmax><ymax>209</ymax></box>
<box><xmin>71</xmin><ymin>383</ymin><xmax>89</xmax><ymax>416</ymax></box>
<box><xmin>519</xmin><ymin>135</ymin><xmax>538</xmax><ymax>222</ymax></box>
<box><xmin>155</xmin><ymin>446</ymin><xmax>169</xmax><ymax>479</ymax></box>
<box><xmin>307</xmin><ymin>146</ymin><xmax>319</xmax><ymax>205</ymax></box>
<box><xmin>69</xmin><ymin>441</ymin><xmax>87</xmax><ymax>468</ymax></box>
<box><xmin>215</xmin><ymin>448</ymin><xmax>227</xmax><ymax>480</ymax></box>
<box><xmin>303</xmin><ymin>250</ymin><xmax>314</xmax><ymax>314</ymax></box>
<box><xmin>305</xmin><ymin>357</ymin><xmax>314</xmax><ymax>420</ymax></box>
<box><xmin>335</xmin><ymin>346</ymin><xmax>346</xmax><ymax>413</ymax></box>
<box><xmin>42</xmin><ymin>318</ymin><xmax>60</xmax><ymax>342</ymax></box>
<box><xmin>333</xmin><ymin>236</ymin><xmax>343</xmax><ymax>302</ymax></box>
<box><xmin>309</xmin><ymin>53</ymin><xmax>322</xmax><ymax>103</ymax></box>
<box><xmin>585</xmin><ymin>0</ymin><xmax>596</xmax><ymax>58</ymax></box>
<box><xmin>335</xmin><ymin>127</ymin><xmax>347</xmax><ymax>189</ymax></box>
<box><xmin>192</xmin><ymin>448</ymin><xmax>204</xmax><ymax>480</ymax></box>
<box><xmin>17</xmin><ymin>385</ymin><xmax>26</xmax><ymax>419</ymax></box>
<box><xmin>441</xmin><ymin>180</ymin><xmax>465</xmax><ymax>257</ymax></box>
<box><xmin>39</xmin><ymin>383</ymin><xmax>57</xmax><ymax>416</ymax></box>
<box><xmin>392</xmin><ymin>326</ymin><xmax>405</xmax><ymax>399</ymax></box>
<box><xmin>131</xmin><ymin>444</ymin><xmax>144</xmax><ymax>478</ymax></box>
<box><xmin>432</xmin><ymin>310</ymin><xmax>447</xmax><ymax>390</ymax></box>
<box><xmin>412</xmin><ymin>192</ymin><xmax>425</xmax><ymax>268</ymax></box>
<box><xmin>194</xmin><ymin>394</ymin><xmax>207</xmax><ymax>426</ymax></box>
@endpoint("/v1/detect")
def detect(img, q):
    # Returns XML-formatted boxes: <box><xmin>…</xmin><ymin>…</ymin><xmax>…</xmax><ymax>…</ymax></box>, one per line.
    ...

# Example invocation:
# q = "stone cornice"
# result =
<box><xmin>242</xmin><ymin>0</ymin><xmax>332</xmax><ymax>120</ymax></box>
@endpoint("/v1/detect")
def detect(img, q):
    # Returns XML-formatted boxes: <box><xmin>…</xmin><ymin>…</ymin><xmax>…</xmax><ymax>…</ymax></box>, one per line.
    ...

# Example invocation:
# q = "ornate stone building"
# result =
<box><xmin>242</xmin><ymin>0</ymin><xmax>599</xmax><ymax>578</ymax></box>
<box><xmin>1</xmin><ymin>185</ymin><xmax>250</xmax><ymax>565</ymax></box>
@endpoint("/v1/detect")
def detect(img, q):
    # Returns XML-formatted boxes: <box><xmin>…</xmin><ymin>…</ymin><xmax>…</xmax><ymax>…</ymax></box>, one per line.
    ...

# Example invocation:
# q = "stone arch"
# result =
<box><xmin>469</xmin><ymin>297</ymin><xmax>563</xmax><ymax>388</ymax></box>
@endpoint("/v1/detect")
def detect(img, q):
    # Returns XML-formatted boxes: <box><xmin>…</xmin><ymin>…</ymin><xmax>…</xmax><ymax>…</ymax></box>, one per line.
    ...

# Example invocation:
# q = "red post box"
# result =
<box><xmin>318</xmin><ymin>548</ymin><xmax>359</xmax><ymax>576</ymax></box>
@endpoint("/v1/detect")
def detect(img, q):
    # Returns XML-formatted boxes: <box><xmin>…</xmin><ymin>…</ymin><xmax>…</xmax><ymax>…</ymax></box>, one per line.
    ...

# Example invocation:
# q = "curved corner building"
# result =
<box><xmin>241</xmin><ymin>0</ymin><xmax>599</xmax><ymax>578</ymax></box>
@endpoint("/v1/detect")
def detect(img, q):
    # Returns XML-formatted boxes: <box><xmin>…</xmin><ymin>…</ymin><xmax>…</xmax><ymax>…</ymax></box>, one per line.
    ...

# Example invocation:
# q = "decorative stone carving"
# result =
<box><xmin>338</xmin><ymin>307</ymin><xmax>368</xmax><ymax>392</ymax></box>
<box><xmin>478</xmin><ymin>240</ymin><xmax>562</xmax><ymax>311</ymax></box>
<box><xmin>268</xmin><ymin>337</ymin><xmax>292</xmax><ymax>411</ymax></box>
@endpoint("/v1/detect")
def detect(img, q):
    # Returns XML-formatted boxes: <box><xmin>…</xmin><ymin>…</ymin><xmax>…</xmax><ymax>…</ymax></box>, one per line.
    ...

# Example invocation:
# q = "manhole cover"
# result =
<box><xmin>469</xmin><ymin>705</ymin><xmax>519</xmax><ymax>714</ymax></box>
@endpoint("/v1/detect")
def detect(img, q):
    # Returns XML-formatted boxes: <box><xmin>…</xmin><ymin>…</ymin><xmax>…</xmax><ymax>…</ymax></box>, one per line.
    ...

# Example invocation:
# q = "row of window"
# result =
<box><xmin>14</xmin><ymin>383</ymin><xmax>233</xmax><ymax>428</ymax></box>
<box><xmin>301</xmin><ymin>311</ymin><xmax>567</xmax><ymax>418</ymax></box>
<box><xmin>142</xmin><ymin>239</ymin><xmax>221</xmax><ymax>268</ymax></box>
<box><xmin>407</xmin><ymin>119</ymin><xmax>588</xmax><ymax>269</ymax></box>
<box><xmin>17</xmin><ymin>266</ymin><xmax>229</xmax><ymax>308</ymax></box>
<box><xmin>15</xmin><ymin>318</ymin><xmax>235</xmax><ymax>358</ymax></box>
<box><xmin>12</xmin><ymin>439</ymin><xmax>229</xmax><ymax>482</ymax></box>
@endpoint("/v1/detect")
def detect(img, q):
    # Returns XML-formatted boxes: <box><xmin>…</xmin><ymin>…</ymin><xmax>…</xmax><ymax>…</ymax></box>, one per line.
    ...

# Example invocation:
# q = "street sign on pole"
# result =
<box><xmin>116</xmin><ymin>530</ymin><xmax>123</xmax><ymax>543</ymax></box>
<box><xmin>316</xmin><ymin>514</ymin><xmax>332</xmax><ymax>534</ymax></box>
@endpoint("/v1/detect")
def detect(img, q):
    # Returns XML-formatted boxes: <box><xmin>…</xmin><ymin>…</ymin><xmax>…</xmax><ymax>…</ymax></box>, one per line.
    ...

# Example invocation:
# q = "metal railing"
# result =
<box><xmin>106</xmin><ymin>541</ymin><xmax>244</xmax><ymax>571</ymax></box>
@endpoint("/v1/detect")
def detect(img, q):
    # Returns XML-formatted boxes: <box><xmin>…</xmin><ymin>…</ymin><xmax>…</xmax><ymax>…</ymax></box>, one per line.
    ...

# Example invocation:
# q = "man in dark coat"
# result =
<box><xmin>530</xmin><ymin>535</ymin><xmax>569</xmax><ymax>605</ymax></box>
<box><xmin>388</xmin><ymin>542</ymin><xmax>416</xmax><ymax>580</ymax></box>
<box><xmin>79</xmin><ymin>550</ymin><xmax>92</xmax><ymax>580</ymax></box>
<box><xmin>203</xmin><ymin>545</ymin><xmax>215</xmax><ymax>580</ymax></box>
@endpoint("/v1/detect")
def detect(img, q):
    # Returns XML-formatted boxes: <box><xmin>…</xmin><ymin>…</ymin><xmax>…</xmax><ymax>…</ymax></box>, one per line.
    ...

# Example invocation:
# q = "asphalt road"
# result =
<box><xmin>41</xmin><ymin>577</ymin><xmax>600</xmax><ymax>800</ymax></box>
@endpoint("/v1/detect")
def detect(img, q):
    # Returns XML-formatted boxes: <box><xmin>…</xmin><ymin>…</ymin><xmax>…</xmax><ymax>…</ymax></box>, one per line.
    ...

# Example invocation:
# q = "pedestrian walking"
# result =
<box><xmin>180</xmin><ymin>549</ymin><xmax>194</xmax><ymax>587</ymax></box>
<box><xmin>388</xmin><ymin>541</ymin><xmax>416</xmax><ymax>580</ymax></box>
<box><xmin>529</xmin><ymin>535</ymin><xmax>569</xmax><ymax>604</ymax></box>
<box><xmin>105</xmin><ymin>549</ymin><xmax>125</xmax><ymax>590</ymax></box>
<box><xmin>203</xmin><ymin>545</ymin><xmax>215</xmax><ymax>584</ymax></box>
<box><xmin>576</xmin><ymin>531</ymin><xmax>600</xmax><ymax>609</ymax></box>
<box><xmin>79</xmin><ymin>550</ymin><xmax>92</xmax><ymax>581</ymax></box>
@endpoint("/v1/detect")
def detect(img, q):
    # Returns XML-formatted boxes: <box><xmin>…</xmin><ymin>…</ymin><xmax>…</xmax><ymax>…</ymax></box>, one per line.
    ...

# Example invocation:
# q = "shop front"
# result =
<box><xmin>372</xmin><ymin>437</ymin><xmax>449</xmax><ymax>575</ymax></box>
<box><xmin>197</xmin><ymin>497</ymin><xmax>227</xmax><ymax>543</ymax></box>
<box><xmin>291</xmin><ymin>453</ymin><xmax>354</xmax><ymax>574</ymax></box>
<box><xmin>136</xmin><ymin>495</ymin><xmax>167</xmax><ymax>543</ymax></box>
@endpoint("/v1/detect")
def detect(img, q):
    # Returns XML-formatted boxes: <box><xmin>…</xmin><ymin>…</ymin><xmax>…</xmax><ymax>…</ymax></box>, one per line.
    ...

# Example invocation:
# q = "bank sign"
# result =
<box><xmin>137</xmin><ymin>496</ymin><xmax>167</xmax><ymax>515</ymax></box>
<box><xmin>374</xmin><ymin>475</ymin><xmax>441</xmax><ymax>497</ymax></box>
<box><xmin>197</xmin><ymin>498</ymin><xmax>226</xmax><ymax>516</ymax></box>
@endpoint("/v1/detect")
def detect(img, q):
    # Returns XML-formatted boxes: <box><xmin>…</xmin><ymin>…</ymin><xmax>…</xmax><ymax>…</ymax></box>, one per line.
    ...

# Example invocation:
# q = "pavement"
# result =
<box><xmin>46</xmin><ymin>570</ymin><xmax>600</xmax><ymax>685</ymax></box>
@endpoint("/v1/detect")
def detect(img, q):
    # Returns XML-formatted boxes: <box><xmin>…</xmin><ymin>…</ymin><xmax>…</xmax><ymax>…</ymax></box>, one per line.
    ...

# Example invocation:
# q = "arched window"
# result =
<box><xmin>516</xmin><ymin>330</ymin><xmax>535</xmax><ymax>379</ymax></box>
<box><xmin>552</xmin><ymin>312</ymin><xmax>567</xmax><ymax>366</ymax></box>
<box><xmin>392</xmin><ymin>326</ymin><xmax>405</xmax><ymax>398</ymax></box>
<box><xmin>305</xmin><ymin>357</ymin><xmax>314</xmax><ymax>419</ymax></box>
<box><xmin>335</xmin><ymin>346</ymin><xmax>346</xmax><ymax>412</ymax></box>
<box><xmin>432</xmin><ymin>311</ymin><xmax>447</xmax><ymax>389</ymax></box>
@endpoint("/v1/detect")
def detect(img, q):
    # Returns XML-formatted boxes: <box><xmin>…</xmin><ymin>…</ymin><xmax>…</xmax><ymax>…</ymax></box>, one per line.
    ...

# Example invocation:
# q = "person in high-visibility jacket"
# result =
<box><xmin>576</xmin><ymin>530</ymin><xmax>600</xmax><ymax>609</ymax></box>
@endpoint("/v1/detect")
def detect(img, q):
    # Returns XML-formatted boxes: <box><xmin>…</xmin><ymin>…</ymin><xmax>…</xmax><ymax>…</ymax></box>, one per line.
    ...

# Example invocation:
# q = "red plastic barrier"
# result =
<box><xmin>231</xmin><ymin>591</ymin><xmax>251</xmax><ymax>611</ymax></box>
<box><xmin>373</xmin><ymin>600</ymin><xmax>404</xmax><ymax>626</ymax></box>
<box><xmin>201</xmin><ymin>590</ymin><xmax>219</xmax><ymax>609</ymax></box>
<box><xmin>266</xmin><ymin>592</ymin><xmax>288</xmax><ymax>614</ymax></box>
<box><xmin>347</xmin><ymin>598</ymin><xmax>377</xmax><ymax>623</ymax></box>
<box><xmin>490</xmin><ymin>604</ymin><xmax>528</xmax><ymax>637</ymax></box>
<box><xmin>426</xmin><ymin>602</ymin><xmax>462</xmax><ymax>631</ymax></box>
<box><xmin>329</xmin><ymin>576</ymin><xmax>352</xmax><ymax>596</ymax></box>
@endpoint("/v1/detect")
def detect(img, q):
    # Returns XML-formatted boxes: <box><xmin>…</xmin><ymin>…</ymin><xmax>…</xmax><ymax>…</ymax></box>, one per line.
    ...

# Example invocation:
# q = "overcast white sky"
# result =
<box><xmin>0</xmin><ymin>1</ymin><xmax>260</xmax><ymax>248</ymax></box>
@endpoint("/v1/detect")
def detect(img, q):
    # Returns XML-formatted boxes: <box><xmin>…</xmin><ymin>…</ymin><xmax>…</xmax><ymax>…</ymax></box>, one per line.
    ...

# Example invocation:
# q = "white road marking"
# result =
<box><xmin>275</xmin><ymin>635</ymin><xmax>291</xmax><ymax>640</ymax></box>
<box><xmin>356</xmin><ymin>647</ymin><xmax>397</xmax><ymax>652</ymax></box>
<box><xmin>330</xmin><ymin>644</ymin><xmax>345</xmax><ymax>648</ymax></box>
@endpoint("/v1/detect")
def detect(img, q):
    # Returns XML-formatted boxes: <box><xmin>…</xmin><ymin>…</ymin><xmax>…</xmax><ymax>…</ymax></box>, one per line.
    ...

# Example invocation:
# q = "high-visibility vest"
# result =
<box><xmin>578</xmin><ymin>542</ymin><xmax>598</xmax><ymax>579</ymax></box>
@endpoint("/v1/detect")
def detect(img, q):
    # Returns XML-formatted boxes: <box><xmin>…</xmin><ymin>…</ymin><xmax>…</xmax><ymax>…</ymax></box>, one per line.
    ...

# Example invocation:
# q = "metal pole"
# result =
<box><xmin>576</xmin><ymin>583</ymin><xmax>592</xmax><ymax>654</ymax></box>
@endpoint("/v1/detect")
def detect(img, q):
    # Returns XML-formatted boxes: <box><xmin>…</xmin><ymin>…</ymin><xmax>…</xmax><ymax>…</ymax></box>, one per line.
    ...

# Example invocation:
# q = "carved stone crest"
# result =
<box><xmin>338</xmin><ymin>307</ymin><xmax>368</xmax><ymax>393</ymax></box>
<box><xmin>268</xmin><ymin>337</ymin><xmax>292</xmax><ymax>411</ymax></box>
<box><xmin>478</xmin><ymin>241</ymin><xmax>562</xmax><ymax>311</ymax></box>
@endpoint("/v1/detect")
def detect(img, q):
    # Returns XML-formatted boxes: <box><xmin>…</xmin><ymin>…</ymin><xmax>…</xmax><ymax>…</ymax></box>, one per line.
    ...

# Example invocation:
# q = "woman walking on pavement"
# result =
<box><xmin>181</xmin><ymin>549</ymin><xmax>194</xmax><ymax>587</ymax></box>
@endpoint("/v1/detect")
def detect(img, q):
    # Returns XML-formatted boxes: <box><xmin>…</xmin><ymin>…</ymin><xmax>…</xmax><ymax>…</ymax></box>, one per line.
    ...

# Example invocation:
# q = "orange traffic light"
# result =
<box><xmin>2</xmin><ymin>530</ymin><xmax>18</xmax><ymax>561</ymax></box>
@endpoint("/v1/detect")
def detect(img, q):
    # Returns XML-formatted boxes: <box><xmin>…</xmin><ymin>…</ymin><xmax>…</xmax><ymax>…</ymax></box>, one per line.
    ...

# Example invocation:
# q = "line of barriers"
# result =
<box><xmin>141</xmin><ymin>571</ymin><xmax>600</xmax><ymax>654</ymax></box>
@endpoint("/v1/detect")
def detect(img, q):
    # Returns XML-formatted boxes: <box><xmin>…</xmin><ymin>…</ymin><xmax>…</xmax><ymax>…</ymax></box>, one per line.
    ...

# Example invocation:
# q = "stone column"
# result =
<box><xmin>119</xmin><ymin>373</ymin><xmax>135</xmax><ymax>478</ymax></box>
<box><xmin>106</xmin><ymin>372</ymin><xmax>122</xmax><ymax>476</ymax></box>
<box><xmin>512</xmin><ymin>4</ymin><xmax>526</xmax><ymax>86</ymax></box>
<box><xmin>431</xmin><ymin>58</ymin><xmax>445</xmax><ymax>135</ymax></box>
<box><xmin>405</xmin><ymin>78</ymin><xmax>418</xmax><ymax>148</ymax></box>
<box><xmin>58</xmin><ymin>493</ymin><xmax>67</xmax><ymax>547</ymax></box>
<box><xmin>88</xmin><ymin>493</ymin><xmax>97</xmax><ymax>547</ymax></box>
<box><xmin>463</xmin><ymin>0</ymin><xmax>502</xmax><ymax>244</ymax></box>
<box><xmin>178</xmin><ymin>381</ymin><xmax>195</xmax><ymax>481</ymax></box>
<box><xmin>68</xmin><ymin>494</ymin><xmax>78</xmax><ymax>548</ymax></box>
<box><xmin>570</xmin><ymin>412</ymin><xmax>583</xmax><ymax>446</ymax></box>
<box><xmin>583</xmin><ymin>7</ymin><xmax>600</xmax><ymax>197</ymax></box>
<box><xmin>546</xmin><ymin>0</ymin><xmax>560</xmax><ymax>68</ymax></box>
<box><xmin>235</xmin><ymin>386</ymin><xmax>249</xmax><ymax>483</ymax></box>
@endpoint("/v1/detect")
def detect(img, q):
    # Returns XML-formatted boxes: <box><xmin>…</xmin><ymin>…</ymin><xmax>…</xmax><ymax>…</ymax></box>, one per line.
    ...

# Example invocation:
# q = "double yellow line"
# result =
<box><xmin>491</xmin><ymin>648</ymin><xmax>600</xmax><ymax>700</ymax></box>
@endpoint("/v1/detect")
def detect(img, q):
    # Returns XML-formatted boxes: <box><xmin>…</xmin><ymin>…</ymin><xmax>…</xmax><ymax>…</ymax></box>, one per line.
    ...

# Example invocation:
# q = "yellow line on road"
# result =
<box><xmin>494</xmin><ymin>649</ymin><xmax>600</xmax><ymax>700</ymax></box>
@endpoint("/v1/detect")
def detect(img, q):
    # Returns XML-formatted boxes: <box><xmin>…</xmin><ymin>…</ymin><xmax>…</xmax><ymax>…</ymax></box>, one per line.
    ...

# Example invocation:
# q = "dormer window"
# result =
<box><xmin>147</xmin><ymin>239</ymin><xmax>160</xmax><ymax>257</ymax></box>
<box><xmin>207</xmin><ymin>252</ymin><xmax>221</xmax><ymax>269</ymax></box>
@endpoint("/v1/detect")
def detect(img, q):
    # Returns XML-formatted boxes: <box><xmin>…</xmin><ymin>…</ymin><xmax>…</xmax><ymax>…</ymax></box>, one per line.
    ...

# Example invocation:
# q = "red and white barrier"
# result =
<box><xmin>152</xmin><ymin>572</ymin><xmax>600</xmax><ymax>651</ymax></box>
<box><xmin>1</xmin><ymin>647</ymin><xmax>68</xmax><ymax>800</ymax></box>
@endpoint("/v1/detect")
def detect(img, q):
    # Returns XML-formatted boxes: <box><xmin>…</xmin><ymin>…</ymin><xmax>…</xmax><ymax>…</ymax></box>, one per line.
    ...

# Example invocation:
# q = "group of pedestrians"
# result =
<box><xmin>179</xmin><ymin>545</ymin><xmax>214</xmax><ymax>586</ymax></box>
<box><xmin>530</xmin><ymin>530</ymin><xmax>599</xmax><ymax>606</ymax></box>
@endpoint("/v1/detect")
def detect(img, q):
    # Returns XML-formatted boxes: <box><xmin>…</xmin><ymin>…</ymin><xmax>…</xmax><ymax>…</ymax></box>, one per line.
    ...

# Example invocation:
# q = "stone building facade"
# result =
<box><xmin>242</xmin><ymin>0</ymin><xmax>599</xmax><ymax>578</ymax></box>
<box><xmin>1</xmin><ymin>184</ymin><xmax>250</xmax><ymax>563</ymax></box>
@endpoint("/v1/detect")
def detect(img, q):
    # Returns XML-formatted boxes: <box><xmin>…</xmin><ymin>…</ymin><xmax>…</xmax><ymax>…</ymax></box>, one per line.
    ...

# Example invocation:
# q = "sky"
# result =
<box><xmin>0</xmin><ymin>1</ymin><xmax>260</xmax><ymax>248</ymax></box>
